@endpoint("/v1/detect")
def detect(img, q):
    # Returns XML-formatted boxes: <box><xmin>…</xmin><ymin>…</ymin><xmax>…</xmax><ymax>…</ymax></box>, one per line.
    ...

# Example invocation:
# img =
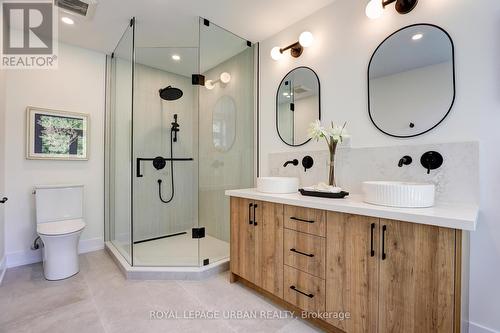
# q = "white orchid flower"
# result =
<box><xmin>308</xmin><ymin>120</ymin><xmax>348</xmax><ymax>143</ymax></box>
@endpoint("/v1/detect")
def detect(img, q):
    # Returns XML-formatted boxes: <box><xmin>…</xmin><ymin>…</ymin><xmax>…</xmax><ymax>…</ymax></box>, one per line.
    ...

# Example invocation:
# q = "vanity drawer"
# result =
<box><xmin>284</xmin><ymin>229</ymin><xmax>326</xmax><ymax>278</ymax></box>
<box><xmin>284</xmin><ymin>205</ymin><xmax>326</xmax><ymax>237</ymax></box>
<box><xmin>284</xmin><ymin>265</ymin><xmax>325</xmax><ymax>313</ymax></box>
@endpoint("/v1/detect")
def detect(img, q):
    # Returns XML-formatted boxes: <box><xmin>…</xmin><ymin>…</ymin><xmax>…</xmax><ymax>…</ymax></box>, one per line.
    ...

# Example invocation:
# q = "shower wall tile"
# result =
<box><xmin>268</xmin><ymin>141</ymin><xmax>479</xmax><ymax>204</ymax></box>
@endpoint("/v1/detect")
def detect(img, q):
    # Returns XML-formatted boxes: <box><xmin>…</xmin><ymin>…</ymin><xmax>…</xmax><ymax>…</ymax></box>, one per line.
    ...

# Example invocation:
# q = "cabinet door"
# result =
<box><xmin>378</xmin><ymin>219</ymin><xmax>455</xmax><ymax>333</ymax></box>
<box><xmin>255</xmin><ymin>200</ymin><xmax>284</xmax><ymax>298</ymax></box>
<box><xmin>325</xmin><ymin>213</ymin><xmax>379</xmax><ymax>333</ymax></box>
<box><xmin>230</xmin><ymin>197</ymin><xmax>256</xmax><ymax>284</ymax></box>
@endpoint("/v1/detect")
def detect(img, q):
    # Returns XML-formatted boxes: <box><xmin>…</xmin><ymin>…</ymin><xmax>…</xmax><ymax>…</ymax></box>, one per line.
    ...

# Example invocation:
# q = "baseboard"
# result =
<box><xmin>0</xmin><ymin>256</ymin><xmax>6</xmax><ymax>285</ymax></box>
<box><xmin>470</xmin><ymin>322</ymin><xmax>500</xmax><ymax>333</ymax></box>
<box><xmin>6</xmin><ymin>248</ymin><xmax>42</xmax><ymax>268</ymax></box>
<box><xmin>6</xmin><ymin>237</ymin><xmax>104</xmax><ymax>268</ymax></box>
<box><xmin>78</xmin><ymin>237</ymin><xmax>105</xmax><ymax>253</ymax></box>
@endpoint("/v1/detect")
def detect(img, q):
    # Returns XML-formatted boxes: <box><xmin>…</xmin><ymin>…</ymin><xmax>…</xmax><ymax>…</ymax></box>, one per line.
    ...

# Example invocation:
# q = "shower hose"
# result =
<box><xmin>158</xmin><ymin>129</ymin><xmax>175</xmax><ymax>203</ymax></box>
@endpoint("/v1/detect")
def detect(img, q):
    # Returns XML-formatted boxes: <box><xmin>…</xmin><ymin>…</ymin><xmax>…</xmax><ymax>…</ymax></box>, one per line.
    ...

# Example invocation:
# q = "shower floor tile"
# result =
<box><xmin>133</xmin><ymin>232</ymin><xmax>229</xmax><ymax>267</ymax></box>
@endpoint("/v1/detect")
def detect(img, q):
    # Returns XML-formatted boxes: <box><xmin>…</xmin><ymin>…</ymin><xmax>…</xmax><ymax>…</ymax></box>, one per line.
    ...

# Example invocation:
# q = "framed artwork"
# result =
<box><xmin>26</xmin><ymin>107</ymin><xmax>89</xmax><ymax>160</ymax></box>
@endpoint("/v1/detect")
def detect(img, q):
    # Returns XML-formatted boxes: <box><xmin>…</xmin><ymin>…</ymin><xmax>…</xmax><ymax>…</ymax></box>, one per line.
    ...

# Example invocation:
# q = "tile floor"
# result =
<box><xmin>0</xmin><ymin>250</ymin><xmax>322</xmax><ymax>333</ymax></box>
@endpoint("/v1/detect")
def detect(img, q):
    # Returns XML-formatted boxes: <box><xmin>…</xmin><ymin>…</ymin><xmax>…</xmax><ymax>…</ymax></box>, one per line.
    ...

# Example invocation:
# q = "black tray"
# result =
<box><xmin>299</xmin><ymin>188</ymin><xmax>349</xmax><ymax>199</ymax></box>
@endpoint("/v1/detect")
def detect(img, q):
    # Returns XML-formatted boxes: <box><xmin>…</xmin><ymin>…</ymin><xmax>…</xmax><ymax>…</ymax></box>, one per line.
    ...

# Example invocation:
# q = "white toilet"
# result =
<box><xmin>35</xmin><ymin>184</ymin><xmax>86</xmax><ymax>280</ymax></box>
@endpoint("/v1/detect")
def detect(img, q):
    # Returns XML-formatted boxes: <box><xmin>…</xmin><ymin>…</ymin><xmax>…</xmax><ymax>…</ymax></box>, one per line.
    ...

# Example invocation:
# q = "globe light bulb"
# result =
<box><xmin>205</xmin><ymin>80</ymin><xmax>215</xmax><ymax>90</ymax></box>
<box><xmin>270</xmin><ymin>47</ymin><xmax>283</xmax><ymax>61</ymax></box>
<box><xmin>365</xmin><ymin>0</ymin><xmax>384</xmax><ymax>19</ymax></box>
<box><xmin>220</xmin><ymin>72</ymin><xmax>231</xmax><ymax>84</ymax></box>
<box><xmin>299</xmin><ymin>31</ymin><xmax>314</xmax><ymax>48</ymax></box>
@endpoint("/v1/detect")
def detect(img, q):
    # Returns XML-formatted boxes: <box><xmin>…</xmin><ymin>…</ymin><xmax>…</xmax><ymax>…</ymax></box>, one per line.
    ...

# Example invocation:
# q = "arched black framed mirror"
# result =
<box><xmin>276</xmin><ymin>66</ymin><xmax>320</xmax><ymax>146</ymax></box>
<box><xmin>368</xmin><ymin>24</ymin><xmax>455</xmax><ymax>138</ymax></box>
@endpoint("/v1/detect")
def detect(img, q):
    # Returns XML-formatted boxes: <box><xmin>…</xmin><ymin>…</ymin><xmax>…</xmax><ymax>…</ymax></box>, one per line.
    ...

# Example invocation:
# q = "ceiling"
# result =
<box><xmin>56</xmin><ymin>0</ymin><xmax>337</xmax><ymax>55</ymax></box>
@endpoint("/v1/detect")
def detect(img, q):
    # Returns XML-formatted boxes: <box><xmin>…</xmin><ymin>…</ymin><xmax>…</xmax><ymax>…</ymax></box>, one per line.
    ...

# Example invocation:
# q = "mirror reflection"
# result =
<box><xmin>368</xmin><ymin>24</ymin><xmax>455</xmax><ymax>138</ymax></box>
<box><xmin>277</xmin><ymin>67</ymin><xmax>320</xmax><ymax>146</ymax></box>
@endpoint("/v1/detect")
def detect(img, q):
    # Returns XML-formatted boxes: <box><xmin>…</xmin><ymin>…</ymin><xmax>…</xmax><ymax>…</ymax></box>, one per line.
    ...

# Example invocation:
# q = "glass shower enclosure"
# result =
<box><xmin>105</xmin><ymin>18</ymin><xmax>255</xmax><ymax>267</ymax></box>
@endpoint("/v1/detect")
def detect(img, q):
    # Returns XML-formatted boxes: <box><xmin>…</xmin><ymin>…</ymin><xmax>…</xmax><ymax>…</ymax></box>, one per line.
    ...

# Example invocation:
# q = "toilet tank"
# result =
<box><xmin>35</xmin><ymin>185</ymin><xmax>84</xmax><ymax>223</ymax></box>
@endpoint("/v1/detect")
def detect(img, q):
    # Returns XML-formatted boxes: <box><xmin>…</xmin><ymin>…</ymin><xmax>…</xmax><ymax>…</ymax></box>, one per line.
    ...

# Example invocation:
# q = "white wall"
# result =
<box><xmin>4</xmin><ymin>43</ymin><xmax>106</xmax><ymax>267</ymax></box>
<box><xmin>259</xmin><ymin>0</ymin><xmax>500</xmax><ymax>331</ymax></box>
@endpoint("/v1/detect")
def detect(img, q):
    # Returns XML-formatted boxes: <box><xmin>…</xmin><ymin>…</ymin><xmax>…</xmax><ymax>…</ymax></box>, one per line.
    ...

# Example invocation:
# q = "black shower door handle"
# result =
<box><xmin>0</xmin><ymin>197</ymin><xmax>7</xmax><ymax>204</ymax></box>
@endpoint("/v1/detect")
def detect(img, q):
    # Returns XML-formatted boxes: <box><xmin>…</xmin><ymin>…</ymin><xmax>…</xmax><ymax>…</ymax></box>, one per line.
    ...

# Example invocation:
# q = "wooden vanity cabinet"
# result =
<box><xmin>377</xmin><ymin>219</ymin><xmax>456</xmax><ymax>333</ymax></box>
<box><xmin>230</xmin><ymin>197</ymin><xmax>284</xmax><ymax>298</ymax></box>
<box><xmin>230</xmin><ymin>199</ymin><xmax>466</xmax><ymax>333</ymax></box>
<box><xmin>325</xmin><ymin>212</ymin><xmax>379</xmax><ymax>333</ymax></box>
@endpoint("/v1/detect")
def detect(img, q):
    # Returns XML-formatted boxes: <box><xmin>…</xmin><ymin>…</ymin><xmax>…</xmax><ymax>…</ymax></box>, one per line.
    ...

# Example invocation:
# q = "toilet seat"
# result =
<box><xmin>37</xmin><ymin>219</ymin><xmax>86</xmax><ymax>236</ymax></box>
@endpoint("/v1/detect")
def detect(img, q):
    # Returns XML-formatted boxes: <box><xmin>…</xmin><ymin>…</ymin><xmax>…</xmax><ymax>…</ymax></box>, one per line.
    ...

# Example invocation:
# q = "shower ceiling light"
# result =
<box><xmin>270</xmin><ymin>31</ymin><xmax>314</xmax><ymax>61</ymax></box>
<box><xmin>366</xmin><ymin>0</ymin><xmax>418</xmax><ymax>19</ymax></box>
<box><xmin>172</xmin><ymin>54</ymin><xmax>181</xmax><ymax>61</ymax></box>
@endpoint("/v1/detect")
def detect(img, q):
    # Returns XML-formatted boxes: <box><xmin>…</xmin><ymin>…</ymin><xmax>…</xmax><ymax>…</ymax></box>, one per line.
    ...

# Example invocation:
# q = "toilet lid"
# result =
<box><xmin>37</xmin><ymin>219</ymin><xmax>86</xmax><ymax>236</ymax></box>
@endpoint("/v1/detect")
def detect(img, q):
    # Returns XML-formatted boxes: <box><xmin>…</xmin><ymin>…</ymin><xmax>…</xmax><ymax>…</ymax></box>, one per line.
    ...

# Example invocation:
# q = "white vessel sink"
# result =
<box><xmin>257</xmin><ymin>177</ymin><xmax>299</xmax><ymax>194</ymax></box>
<box><xmin>362</xmin><ymin>181</ymin><xmax>435</xmax><ymax>208</ymax></box>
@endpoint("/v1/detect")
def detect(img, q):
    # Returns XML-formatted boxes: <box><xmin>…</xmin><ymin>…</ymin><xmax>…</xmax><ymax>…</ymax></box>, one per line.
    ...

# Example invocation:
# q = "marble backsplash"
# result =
<box><xmin>268</xmin><ymin>141</ymin><xmax>479</xmax><ymax>204</ymax></box>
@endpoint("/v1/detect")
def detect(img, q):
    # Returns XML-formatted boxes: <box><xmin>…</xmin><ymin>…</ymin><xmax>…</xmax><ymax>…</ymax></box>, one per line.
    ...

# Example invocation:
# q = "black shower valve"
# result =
<box><xmin>420</xmin><ymin>151</ymin><xmax>443</xmax><ymax>174</ymax></box>
<box><xmin>302</xmin><ymin>156</ymin><xmax>314</xmax><ymax>172</ymax></box>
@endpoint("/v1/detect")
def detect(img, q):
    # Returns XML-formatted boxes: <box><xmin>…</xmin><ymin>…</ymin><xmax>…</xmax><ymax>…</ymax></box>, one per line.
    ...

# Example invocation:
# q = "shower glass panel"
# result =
<box><xmin>107</xmin><ymin>22</ymin><xmax>134</xmax><ymax>264</ymax></box>
<box><xmin>132</xmin><ymin>46</ymin><xmax>200</xmax><ymax>266</ymax></box>
<box><xmin>106</xmin><ymin>17</ymin><xmax>255</xmax><ymax>268</ymax></box>
<box><xmin>198</xmin><ymin>19</ymin><xmax>255</xmax><ymax>264</ymax></box>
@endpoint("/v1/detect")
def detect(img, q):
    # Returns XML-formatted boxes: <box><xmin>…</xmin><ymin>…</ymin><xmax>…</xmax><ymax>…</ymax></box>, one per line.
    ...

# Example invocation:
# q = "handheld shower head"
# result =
<box><xmin>159</xmin><ymin>86</ymin><xmax>183</xmax><ymax>101</ymax></box>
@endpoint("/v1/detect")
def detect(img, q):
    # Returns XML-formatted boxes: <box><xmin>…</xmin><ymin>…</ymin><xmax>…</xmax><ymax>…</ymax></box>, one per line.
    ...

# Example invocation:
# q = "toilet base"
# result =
<box><xmin>39</xmin><ymin>230</ymin><xmax>83</xmax><ymax>280</ymax></box>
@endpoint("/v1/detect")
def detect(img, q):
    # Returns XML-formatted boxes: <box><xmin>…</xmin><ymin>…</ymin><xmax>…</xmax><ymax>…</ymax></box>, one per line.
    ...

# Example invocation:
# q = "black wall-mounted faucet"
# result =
<box><xmin>283</xmin><ymin>159</ymin><xmax>299</xmax><ymax>167</ymax></box>
<box><xmin>398</xmin><ymin>155</ymin><xmax>412</xmax><ymax>167</ymax></box>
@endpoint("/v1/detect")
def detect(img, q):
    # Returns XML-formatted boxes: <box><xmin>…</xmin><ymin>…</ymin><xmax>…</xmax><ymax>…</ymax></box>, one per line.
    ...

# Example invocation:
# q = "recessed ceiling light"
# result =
<box><xmin>172</xmin><ymin>54</ymin><xmax>181</xmax><ymax>61</ymax></box>
<box><xmin>61</xmin><ymin>17</ymin><xmax>74</xmax><ymax>25</ymax></box>
<box><xmin>412</xmin><ymin>33</ymin><xmax>423</xmax><ymax>41</ymax></box>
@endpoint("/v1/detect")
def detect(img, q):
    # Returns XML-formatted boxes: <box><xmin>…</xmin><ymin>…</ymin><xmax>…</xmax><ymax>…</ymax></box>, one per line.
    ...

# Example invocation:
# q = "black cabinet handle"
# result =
<box><xmin>253</xmin><ymin>204</ymin><xmax>258</xmax><ymax>226</ymax></box>
<box><xmin>370</xmin><ymin>223</ymin><xmax>375</xmax><ymax>257</ymax></box>
<box><xmin>248</xmin><ymin>203</ymin><xmax>253</xmax><ymax>225</ymax></box>
<box><xmin>0</xmin><ymin>197</ymin><xmax>7</xmax><ymax>204</ymax></box>
<box><xmin>290</xmin><ymin>285</ymin><xmax>314</xmax><ymax>298</ymax></box>
<box><xmin>290</xmin><ymin>217</ymin><xmax>315</xmax><ymax>224</ymax></box>
<box><xmin>382</xmin><ymin>225</ymin><xmax>387</xmax><ymax>260</ymax></box>
<box><xmin>290</xmin><ymin>248</ymin><xmax>314</xmax><ymax>257</ymax></box>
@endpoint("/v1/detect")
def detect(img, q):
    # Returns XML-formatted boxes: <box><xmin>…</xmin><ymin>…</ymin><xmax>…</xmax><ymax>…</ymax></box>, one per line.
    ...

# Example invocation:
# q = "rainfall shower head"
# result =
<box><xmin>159</xmin><ymin>86</ymin><xmax>183</xmax><ymax>101</ymax></box>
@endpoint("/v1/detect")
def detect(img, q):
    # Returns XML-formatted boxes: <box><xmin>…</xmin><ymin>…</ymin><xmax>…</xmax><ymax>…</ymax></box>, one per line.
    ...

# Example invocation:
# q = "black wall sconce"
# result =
<box><xmin>271</xmin><ymin>31</ymin><xmax>314</xmax><ymax>61</ymax></box>
<box><xmin>366</xmin><ymin>0</ymin><xmax>418</xmax><ymax>19</ymax></box>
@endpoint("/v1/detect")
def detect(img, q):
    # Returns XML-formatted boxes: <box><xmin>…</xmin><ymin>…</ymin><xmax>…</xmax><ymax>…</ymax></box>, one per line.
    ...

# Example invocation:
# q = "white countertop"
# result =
<box><xmin>225</xmin><ymin>188</ymin><xmax>478</xmax><ymax>231</ymax></box>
